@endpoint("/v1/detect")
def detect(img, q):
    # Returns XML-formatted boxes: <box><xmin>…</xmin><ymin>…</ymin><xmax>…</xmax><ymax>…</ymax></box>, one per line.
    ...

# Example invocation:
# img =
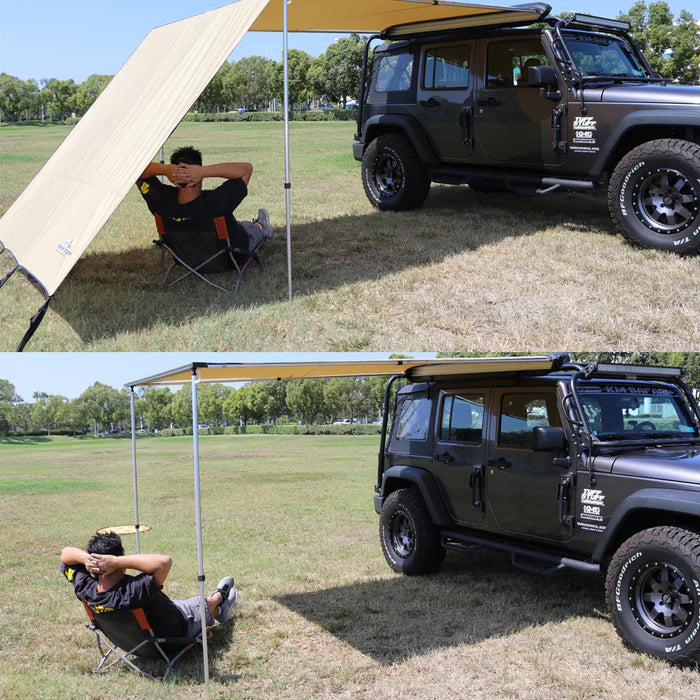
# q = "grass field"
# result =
<box><xmin>1</xmin><ymin>121</ymin><xmax>698</xmax><ymax>352</ymax></box>
<box><xmin>1</xmin><ymin>433</ymin><xmax>698</xmax><ymax>698</ymax></box>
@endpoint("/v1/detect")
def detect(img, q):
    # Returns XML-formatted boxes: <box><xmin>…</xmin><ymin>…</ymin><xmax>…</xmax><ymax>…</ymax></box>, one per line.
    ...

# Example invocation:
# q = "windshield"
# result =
<box><xmin>579</xmin><ymin>383</ymin><xmax>699</xmax><ymax>441</ymax></box>
<box><xmin>562</xmin><ymin>30</ymin><xmax>649</xmax><ymax>78</ymax></box>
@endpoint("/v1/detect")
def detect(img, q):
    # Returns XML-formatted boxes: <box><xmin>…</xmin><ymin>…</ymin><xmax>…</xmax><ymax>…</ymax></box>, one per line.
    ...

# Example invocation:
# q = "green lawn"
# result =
<box><xmin>1</xmin><ymin>121</ymin><xmax>698</xmax><ymax>351</ymax></box>
<box><xmin>0</xmin><ymin>434</ymin><xmax>697</xmax><ymax>698</ymax></box>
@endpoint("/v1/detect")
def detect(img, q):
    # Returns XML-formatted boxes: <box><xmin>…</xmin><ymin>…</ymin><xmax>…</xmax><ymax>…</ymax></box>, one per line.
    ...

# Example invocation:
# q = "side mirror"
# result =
<box><xmin>528</xmin><ymin>65</ymin><xmax>558</xmax><ymax>86</ymax></box>
<box><xmin>528</xmin><ymin>65</ymin><xmax>561</xmax><ymax>101</ymax></box>
<box><xmin>533</xmin><ymin>426</ymin><xmax>567</xmax><ymax>452</ymax></box>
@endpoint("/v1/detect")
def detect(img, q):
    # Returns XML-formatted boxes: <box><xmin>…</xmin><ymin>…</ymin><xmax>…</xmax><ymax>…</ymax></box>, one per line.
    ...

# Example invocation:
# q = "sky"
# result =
<box><xmin>0</xmin><ymin>352</ymin><xmax>438</xmax><ymax>401</ymax></box>
<box><xmin>1</xmin><ymin>0</ymin><xmax>696</xmax><ymax>84</ymax></box>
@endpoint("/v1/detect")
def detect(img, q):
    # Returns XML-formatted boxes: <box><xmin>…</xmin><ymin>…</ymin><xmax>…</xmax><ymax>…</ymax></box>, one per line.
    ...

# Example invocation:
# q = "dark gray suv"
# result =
<box><xmin>375</xmin><ymin>354</ymin><xmax>700</xmax><ymax>665</ymax></box>
<box><xmin>354</xmin><ymin>5</ymin><xmax>700</xmax><ymax>254</ymax></box>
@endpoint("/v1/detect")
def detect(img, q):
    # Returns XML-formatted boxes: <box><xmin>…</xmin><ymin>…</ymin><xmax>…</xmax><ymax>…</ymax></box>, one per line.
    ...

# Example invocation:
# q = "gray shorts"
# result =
<box><xmin>172</xmin><ymin>596</ymin><xmax>215</xmax><ymax>638</ymax></box>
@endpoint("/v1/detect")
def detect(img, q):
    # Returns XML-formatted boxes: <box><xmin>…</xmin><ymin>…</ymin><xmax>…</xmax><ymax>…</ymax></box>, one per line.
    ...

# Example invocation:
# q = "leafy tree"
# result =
<box><xmin>286</xmin><ymin>379</ymin><xmax>325</xmax><ymax>424</ymax></box>
<box><xmin>75</xmin><ymin>74</ymin><xmax>112</xmax><ymax>114</ymax></box>
<box><xmin>196</xmin><ymin>383</ymin><xmax>232</xmax><ymax>426</ymax></box>
<box><xmin>194</xmin><ymin>63</ymin><xmax>232</xmax><ymax>113</ymax></box>
<box><xmin>0</xmin><ymin>379</ymin><xmax>21</xmax><ymax>404</ymax></box>
<box><xmin>31</xmin><ymin>394</ymin><xmax>69</xmax><ymax>435</ymax></box>
<box><xmin>222</xmin><ymin>385</ymin><xmax>254</xmax><ymax>426</ymax></box>
<box><xmin>0</xmin><ymin>73</ymin><xmax>38</xmax><ymax>121</ymax></box>
<box><xmin>139</xmin><ymin>388</ymin><xmax>173</xmax><ymax>431</ymax></box>
<box><xmin>272</xmin><ymin>49</ymin><xmax>313</xmax><ymax>107</ymax></box>
<box><xmin>40</xmin><ymin>78</ymin><xmax>77</xmax><ymax>120</ymax></box>
<box><xmin>225</xmin><ymin>56</ymin><xmax>276</xmax><ymax>110</ymax></box>
<box><xmin>9</xmin><ymin>403</ymin><xmax>33</xmax><ymax>434</ymax></box>
<box><xmin>73</xmin><ymin>382</ymin><xmax>129</xmax><ymax>433</ymax></box>
<box><xmin>171</xmin><ymin>386</ymin><xmax>193</xmax><ymax>427</ymax></box>
<box><xmin>312</xmin><ymin>34</ymin><xmax>365</xmax><ymax>106</ymax></box>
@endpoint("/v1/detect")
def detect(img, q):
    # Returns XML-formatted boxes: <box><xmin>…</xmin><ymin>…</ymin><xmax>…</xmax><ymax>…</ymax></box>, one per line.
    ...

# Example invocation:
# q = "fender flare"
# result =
<box><xmin>591</xmin><ymin>109</ymin><xmax>699</xmax><ymax>176</ymax></box>
<box><xmin>378</xmin><ymin>465</ymin><xmax>452</xmax><ymax>526</ymax></box>
<box><xmin>361</xmin><ymin>114</ymin><xmax>438</xmax><ymax>164</ymax></box>
<box><xmin>592</xmin><ymin>487</ymin><xmax>700</xmax><ymax>561</ymax></box>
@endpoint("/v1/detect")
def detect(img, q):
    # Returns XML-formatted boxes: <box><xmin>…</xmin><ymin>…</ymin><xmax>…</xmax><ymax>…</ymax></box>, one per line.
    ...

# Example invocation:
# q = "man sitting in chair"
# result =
<box><xmin>137</xmin><ymin>146</ymin><xmax>272</xmax><ymax>249</ymax></box>
<box><xmin>60</xmin><ymin>532</ymin><xmax>237</xmax><ymax>639</ymax></box>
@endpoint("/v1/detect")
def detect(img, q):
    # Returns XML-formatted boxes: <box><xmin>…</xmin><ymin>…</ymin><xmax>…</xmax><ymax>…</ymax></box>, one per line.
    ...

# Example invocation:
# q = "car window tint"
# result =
<box><xmin>440</xmin><ymin>394</ymin><xmax>484</xmax><ymax>443</ymax></box>
<box><xmin>394</xmin><ymin>393</ymin><xmax>432</xmax><ymax>441</ymax></box>
<box><xmin>424</xmin><ymin>45</ymin><xmax>470</xmax><ymax>89</ymax></box>
<box><xmin>376</xmin><ymin>52</ymin><xmax>415</xmax><ymax>92</ymax></box>
<box><xmin>487</xmin><ymin>39</ymin><xmax>550</xmax><ymax>87</ymax></box>
<box><xmin>499</xmin><ymin>393</ymin><xmax>560</xmax><ymax>448</ymax></box>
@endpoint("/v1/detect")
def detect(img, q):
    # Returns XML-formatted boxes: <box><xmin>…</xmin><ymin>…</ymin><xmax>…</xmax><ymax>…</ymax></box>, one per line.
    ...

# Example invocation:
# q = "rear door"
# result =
<box><xmin>416</xmin><ymin>41</ymin><xmax>475</xmax><ymax>161</ymax></box>
<box><xmin>429</xmin><ymin>390</ymin><xmax>487</xmax><ymax>524</ymax></box>
<box><xmin>485</xmin><ymin>388</ymin><xmax>572</xmax><ymax>541</ymax></box>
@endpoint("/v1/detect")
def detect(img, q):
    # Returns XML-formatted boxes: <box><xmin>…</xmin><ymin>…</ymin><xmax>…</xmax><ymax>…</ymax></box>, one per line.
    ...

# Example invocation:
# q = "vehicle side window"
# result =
<box><xmin>486</xmin><ymin>39</ymin><xmax>550</xmax><ymax>88</ymax></box>
<box><xmin>423</xmin><ymin>45</ymin><xmax>471</xmax><ymax>89</ymax></box>
<box><xmin>394</xmin><ymin>393</ymin><xmax>432</xmax><ymax>441</ymax></box>
<box><xmin>375</xmin><ymin>52</ymin><xmax>415</xmax><ymax>92</ymax></box>
<box><xmin>499</xmin><ymin>393</ymin><xmax>561</xmax><ymax>448</ymax></box>
<box><xmin>439</xmin><ymin>394</ymin><xmax>484</xmax><ymax>443</ymax></box>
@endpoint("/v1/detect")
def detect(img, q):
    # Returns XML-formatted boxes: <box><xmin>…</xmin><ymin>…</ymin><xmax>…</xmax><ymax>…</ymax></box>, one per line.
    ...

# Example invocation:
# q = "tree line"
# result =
<box><xmin>2</xmin><ymin>2</ymin><xmax>699</xmax><ymax>124</ymax></box>
<box><xmin>0</xmin><ymin>35</ymin><xmax>365</xmax><ymax>123</ymax></box>
<box><xmin>0</xmin><ymin>376</ymin><xmax>388</xmax><ymax>437</ymax></box>
<box><xmin>1</xmin><ymin>352</ymin><xmax>699</xmax><ymax>437</ymax></box>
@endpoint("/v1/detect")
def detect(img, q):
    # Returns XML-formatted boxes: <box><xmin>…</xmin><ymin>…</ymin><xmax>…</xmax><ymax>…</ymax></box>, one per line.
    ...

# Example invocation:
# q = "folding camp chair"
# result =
<box><xmin>81</xmin><ymin>600</ymin><xmax>203</xmax><ymax>681</ymax></box>
<box><xmin>153</xmin><ymin>214</ymin><xmax>264</xmax><ymax>293</ymax></box>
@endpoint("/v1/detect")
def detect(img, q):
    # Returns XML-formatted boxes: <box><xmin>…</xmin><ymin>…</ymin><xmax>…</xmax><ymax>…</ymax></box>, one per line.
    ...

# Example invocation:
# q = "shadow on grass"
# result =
<box><xmin>275</xmin><ymin>550</ymin><xmax>603</xmax><ymax>665</ymax></box>
<box><xmin>0</xmin><ymin>435</ymin><xmax>52</xmax><ymax>445</ymax></box>
<box><xmin>40</xmin><ymin>187</ymin><xmax>611</xmax><ymax>346</ymax></box>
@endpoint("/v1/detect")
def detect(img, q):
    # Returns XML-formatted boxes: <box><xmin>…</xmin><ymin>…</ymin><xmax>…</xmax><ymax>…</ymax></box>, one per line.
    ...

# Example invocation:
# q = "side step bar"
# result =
<box><xmin>441</xmin><ymin>529</ymin><xmax>600</xmax><ymax>575</ymax></box>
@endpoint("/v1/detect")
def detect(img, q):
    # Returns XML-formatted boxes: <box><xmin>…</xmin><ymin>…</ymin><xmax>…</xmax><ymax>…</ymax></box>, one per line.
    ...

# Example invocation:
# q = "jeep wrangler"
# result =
<box><xmin>375</xmin><ymin>354</ymin><xmax>700</xmax><ymax>665</ymax></box>
<box><xmin>354</xmin><ymin>4</ymin><xmax>700</xmax><ymax>254</ymax></box>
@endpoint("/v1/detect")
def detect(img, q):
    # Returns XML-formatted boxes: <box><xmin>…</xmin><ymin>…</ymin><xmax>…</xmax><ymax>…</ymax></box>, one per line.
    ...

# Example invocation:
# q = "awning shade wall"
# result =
<box><xmin>0</xmin><ymin>0</ymin><xmax>270</xmax><ymax>296</ymax></box>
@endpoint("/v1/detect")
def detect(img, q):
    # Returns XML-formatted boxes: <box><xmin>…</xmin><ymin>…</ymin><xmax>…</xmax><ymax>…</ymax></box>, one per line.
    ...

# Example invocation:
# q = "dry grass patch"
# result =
<box><xmin>1</xmin><ymin>122</ymin><xmax>698</xmax><ymax>351</ymax></box>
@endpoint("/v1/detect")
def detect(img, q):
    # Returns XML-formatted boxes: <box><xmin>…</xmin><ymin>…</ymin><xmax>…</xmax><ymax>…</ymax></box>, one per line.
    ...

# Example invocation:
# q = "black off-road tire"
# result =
<box><xmin>362</xmin><ymin>134</ymin><xmax>430</xmax><ymax>211</ymax></box>
<box><xmin>605</xmin><ymin>526</ymin><xmax>700</xmax><ymax>666</ymax></box>
<box><xmin>379</xmin><ymin>488</ymin><xmax>445</xmax><ymax>575</ymax></box>
<box><xmin>608</xmin><ymin>139</ymin><xmax>700</xmax><ymax>254</ymax></box>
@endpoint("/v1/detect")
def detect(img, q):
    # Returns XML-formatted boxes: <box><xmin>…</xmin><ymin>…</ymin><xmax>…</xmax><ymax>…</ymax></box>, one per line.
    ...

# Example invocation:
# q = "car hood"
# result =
<box><xmin>593</xmin><ymin>447</ymin><xmax>700</xmax><ymax>484</ymax></box>
<box><xmin>583</xmin><ymin>83</ymin><xmax>700</xmax><ymax>105</ymax></box>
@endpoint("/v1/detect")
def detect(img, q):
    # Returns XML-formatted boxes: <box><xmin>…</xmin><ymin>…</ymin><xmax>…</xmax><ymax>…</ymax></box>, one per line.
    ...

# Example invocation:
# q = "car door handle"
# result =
<box><xmin>488</xmin><ymin>457</ymin><xmax>512</xmax><ymax>470</ymax></box>
<box><xmin>435</xmin><ymin>451</ymin><xmax>454</xmax><ymax>464</ymax></box>
<box><xmin>419</xmin><ymin>97</ymin><xmax>441</xmax><ymax>108</ymax></box>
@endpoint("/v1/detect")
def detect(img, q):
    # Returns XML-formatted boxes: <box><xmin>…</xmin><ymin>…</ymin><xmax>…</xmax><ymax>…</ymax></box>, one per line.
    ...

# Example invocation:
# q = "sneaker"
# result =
<box><xmin>256</xmin><ymin>208</ymin><xmax>273</xmax><ymax>239</ymax></box>
<box><xmin>216</xmin><ymin>575</ymin><xmax>234</xmax><ymax>601</ymax></box>
<box><xmin>215</xmin><ymin>585</ymin><xmax>239</xmax><ymax>624</ymax></box>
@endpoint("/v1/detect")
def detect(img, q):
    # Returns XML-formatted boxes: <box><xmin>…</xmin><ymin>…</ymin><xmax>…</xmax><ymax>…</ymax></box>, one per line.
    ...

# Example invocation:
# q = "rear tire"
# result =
<box><xmin>608</xmin><ymin>139</ymin><xmax>700</xmax><ymax>254</ymax></box>
<box><xmin>379</xmin><ymin>488</ymin><xmax>445</xmax><ymax>575</ymax></box>
<box><xmin>605</xmin><ymin>526</ymin><xmax>700</xmax><ymax>666</ymax></box>
<box><xmin>362</xmin><ymin>134</ymin><xmax>430</xmax><ymax>211</ymax></box>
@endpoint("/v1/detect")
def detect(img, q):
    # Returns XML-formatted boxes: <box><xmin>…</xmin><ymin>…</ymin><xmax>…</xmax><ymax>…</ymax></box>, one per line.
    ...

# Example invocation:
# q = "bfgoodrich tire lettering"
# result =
<box><xmin>379</xmin><ymin>488</ymin><xmax>445</xmax><ymax>575</ymax></box>
<box><xmin>362</xmin><ymin>134</ymin><xmax>430</xmax><ymax>211</ymax></box>
<box><xmin>608</xmin><ymin>139</ymin><xmax>700</xmax><ymax>254</ymax></box>
<box><xmin>605</xmin><ymin>526</ymin><xmax>700</xmax><ymax>666</ymax></box>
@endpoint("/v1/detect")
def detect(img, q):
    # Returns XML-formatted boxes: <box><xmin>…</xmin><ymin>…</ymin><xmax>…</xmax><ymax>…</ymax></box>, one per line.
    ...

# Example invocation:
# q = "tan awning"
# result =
<box><xmin>127</xmin><ymin>354</ymin><xmax>565</xmax><ymax>387</ymax></box>
<box><xmin>0</xmin><ymin>0</ymin><xmax>270</xmax><ymax>297</ymax></box>
<box><xmin>251</xmin><ymin>0</ymin><xmax>547</xmax><ymax>35</ymax></box>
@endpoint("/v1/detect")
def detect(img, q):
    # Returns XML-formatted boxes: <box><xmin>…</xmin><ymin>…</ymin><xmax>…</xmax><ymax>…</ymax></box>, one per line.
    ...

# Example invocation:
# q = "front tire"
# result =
<box><xmin>608</xmin><ymin>139</ymin><xmax>700</xmax><ymax>254</ymax></box>
<box><xmin>605</xmin><ymin>526</ymin><xmax>700</xmax><ymax>666</ymax></box>
<box><xmin>362</xmin><ymin>134</ymin><xmax>430</xmax><ymax>211</ymax></box>
<box><xmin>379</xmin><ymin>488</ymin><xmax>445</xmax><ymax>575</ymax></box>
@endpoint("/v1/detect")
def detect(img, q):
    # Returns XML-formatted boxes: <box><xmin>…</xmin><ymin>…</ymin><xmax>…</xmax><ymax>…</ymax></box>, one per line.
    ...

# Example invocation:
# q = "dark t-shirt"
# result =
<box><xmin>137</xmin><ymin>176</ymin><xmax>249</xmax><ymax>248</ymax></box>
<box><xmin>61</xmin><ymin>562</ymin><xmax>188</xmax><ymax>638</ymax></box>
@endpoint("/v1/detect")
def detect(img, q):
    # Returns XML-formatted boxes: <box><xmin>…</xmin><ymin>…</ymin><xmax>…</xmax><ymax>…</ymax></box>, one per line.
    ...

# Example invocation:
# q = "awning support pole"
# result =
<box><xmin>191</xmin><ymin>368</ymin><xmax>210</xmax><ymax>693</ymax></box>
<box><xmin>129</xmin><ymin>387</ymin><xmax>141</xmax><ymax>553</ymax></box>
<box><xmin>16</xmin><ymin>296</ymin><xmax>52</xmax><ymax>352</ymax></box>
<box><xmin>283</xmin><ymin>0</ymin><xmax>293</xmax><ymax>301</ymax></box>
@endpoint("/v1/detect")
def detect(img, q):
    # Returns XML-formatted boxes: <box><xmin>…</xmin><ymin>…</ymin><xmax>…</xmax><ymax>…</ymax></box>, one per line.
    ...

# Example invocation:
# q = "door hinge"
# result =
<box><xmin>551</xmin><ymin>105</ymin><xmax>566</xmax><ymax>152</ymax></box>
<box><xmin>557</xmin><ymin>473</ymin><xmax>575</xmax><ymax>527</ymax></box>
